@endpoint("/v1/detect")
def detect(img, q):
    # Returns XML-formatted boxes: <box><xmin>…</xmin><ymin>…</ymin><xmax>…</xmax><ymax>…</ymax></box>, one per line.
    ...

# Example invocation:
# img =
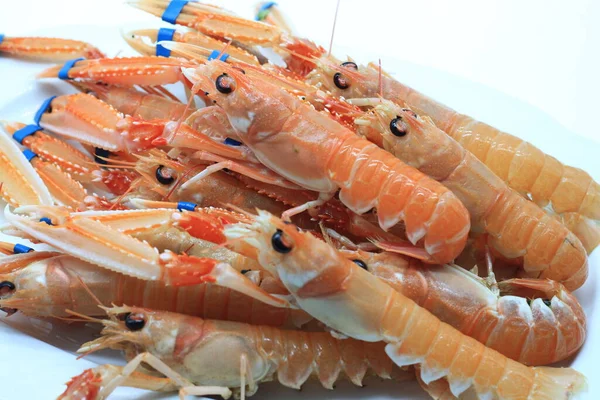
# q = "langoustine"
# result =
<box><xmin>3</xmin><ymin>205</ymin><xmax>294</xmax><ymax>313</ymax></box>
<box><xmin>0</xmin><ymin>251</ymin><xmax>309</xmax><ymax>328</ymax></box>
<box><xmin>305</xmin><ymin>59</ymin><xmax>600</xmax><ymax>253</ymax></box>
<box><xmin>352</xmin><ymin>99</ymin><xmax>588</xmax><ymax>290</ymax></box>
<box><xmin>347</xmin><ymin>249</ymin><xmax>586</xmax><ymax>365</ymax></box>
<box><xmin>58</xmin><ymin>305</ymin><xmax>414</xmax><ymax>399</ymax></box>
<box><xmin>183</xmin><ymin>60</ymin><xmax>471</xmax><ymax>264</ymax></box>
<box><xmin>222</xmin><ymin>211</ymin><xmax>586</xmax><ymax>399</ymax></box>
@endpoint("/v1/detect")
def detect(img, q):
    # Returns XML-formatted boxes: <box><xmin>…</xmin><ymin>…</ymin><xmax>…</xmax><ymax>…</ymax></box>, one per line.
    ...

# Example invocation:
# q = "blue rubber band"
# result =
<box><xmin>0</xmin><ymin>34</ymin><xmax>4</xmax><ymax>45</ymax></box>
<box><xmin>13</xmin><ymin>243</ymin><xmax>34</xmax><ymax>254</ymax></box>
<box><xmin>33</xmin><ymin>96</ymin><xmax>57</xmax><ymax>125</ymax></box>
<box><xmin>22</xmin><ymin>149</ymin><xmax>38</xmax><ymax>162</ymax></box>
<box><xmin>177</xmin><ymin>201</ymin><xmax>197</xmax><ymax>212</ymax></box>
<box><xmin>156</xmin><ymin>28</ymin><xmax>176</xmax><ymax>57</ymax></box>
<box><xmin>58</xmin><ymin>57</ymin><xmax>85</xmax><ymax>80</ymax></box>
<box><xmin>39</xmin><ymin>217</ymin><xmax>53</xmax><ymax>225</ymax></box>
<box><xmin>12</xmin><ymin>124</ymin><xmax>42</xmax><ymax>144</ymax></box>
<box><xmin>224</xmin><ymin>137</ymin><xmax>242</xmax><ymax>146</ymax></box>
<box><xmin>256</xmin><ymin>2</ymin><xmax>277</xmax><ymax>20</ymax></box>
<box><xmin>208</xmin><ymin>50</ymin><xmax>229</xmax><ymax>62</ymax></box>
<box><xmin>162</xmin><ymin>0</ymin><xmax>189</xmax><ymax>24</ymax></box>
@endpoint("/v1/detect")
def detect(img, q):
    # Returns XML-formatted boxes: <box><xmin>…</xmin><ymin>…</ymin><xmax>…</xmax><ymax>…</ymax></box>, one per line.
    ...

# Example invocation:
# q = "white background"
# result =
<box><xmin>0</xmin><ymin>1</ymin><xmax>599</xmax><ymax>399</ymax></box>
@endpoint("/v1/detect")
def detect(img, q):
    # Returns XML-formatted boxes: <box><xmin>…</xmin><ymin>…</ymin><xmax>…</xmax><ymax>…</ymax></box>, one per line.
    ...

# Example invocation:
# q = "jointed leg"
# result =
<box><xmin>238</xmin><ymin>352</ymin><xmax>257</xmax><ymax>400</ymax></box>
<box><xmin>98</xmin><ymin>352</ymin><xmax>232</xmax><ymax>399</ymax></box>
<box><xmin>281</xmin><ymin>193</ymin><xmax>334</xmax><ymax>222</ymax></box>
<box><xmin>483</xmin><ymin>244</ymin><xmax>499</xmax><ymax>296</ymax></box>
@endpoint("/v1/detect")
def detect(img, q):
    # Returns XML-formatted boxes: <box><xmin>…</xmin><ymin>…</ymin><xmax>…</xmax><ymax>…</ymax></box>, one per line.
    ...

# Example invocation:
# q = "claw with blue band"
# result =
<box><xmin>256</xmin><ymin>2</ymin><xmax>277</xmax><ymax>21</ymax></box>
<box><xmin>0</xmin><ymin>34</ymin><xmax>4</xmax><ymax>45</ymax></box>
<box><xmin>12</xmin><ymin>125</ymin><xmax>42</xmax><ymax>145</ymax></box>
<box><xmin>208</xmin><ymin>50</ymin><xmax>229</xmax><ymax>62</ymax></box>
<box><xmin>39</xmin><ymin>217</ymin><xmax>53</xmax><ymax>225</ymax></box>
<box><xmin>156</xmin><ymin>28</ymin><xmax>176</xmax><ymax>57</ymax></box>
<box><xmin>177</xmin><ymin>201</ymin><xmax>197</xmax><ymax>212</ymax></box>
<box><xmin>22</xmin><ymin>149</ymin><xmax>38</xmax><ymax>163</ymax></box>
<box><xmin>162</xmin><ymin>0</ymin><xmax>189</xmax><ymax>24</ymax></box>
<box><xmin>13</xmin><ymin>244</ymin><xmax>34</xmax><ymax>254</ymax></box>
<box><xmin>58</xmin><ymin>57</ymin><xmax>85</xmax><ymax>80</ymax></box>
<box><xmin>33</xmin><ymin>96</ymin><xmax>57</xmax><ymax>125</ymax></box>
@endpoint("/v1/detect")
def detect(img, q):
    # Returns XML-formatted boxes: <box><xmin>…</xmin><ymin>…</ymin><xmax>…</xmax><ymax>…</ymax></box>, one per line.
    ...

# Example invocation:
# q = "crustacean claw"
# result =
<box><xmin>36</xmin><ymin>93</ymin><xmax>255</xmax><ymax>161</ymax></box>
<box><xmin>127</xmin><ymin>0</ymin><xmax>281</xmax><ymax>45</ymax></box>
<box><xmin>0</xmin><ymin>36</ymin><xmax>104</xmax><ymax>61</ymax></box>
<box><xmin>0</xmin><ymin>124</ymin><xmax>53</xmax><ymax>207</ymax></box>
<box><xmin>37</xmin><ymin>56</ymin><xmax>194</xmax><ymax>86</ymax></box>
<box><xmin>124</xmin><ymin>28</ymin><xmax>260</xmax><ymax>65</ymax></box>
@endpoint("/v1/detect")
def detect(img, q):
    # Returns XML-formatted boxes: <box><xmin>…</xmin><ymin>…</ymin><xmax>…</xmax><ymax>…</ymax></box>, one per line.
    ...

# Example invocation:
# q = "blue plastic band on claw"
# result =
<box><xmin>0</xmin><ymin>34</ymin><xmax>4</xmax><ymax>45</ymax></box>
<box><xmin>13</xmin><ymin>244</ymin><xmax>34</xmax><ymax>254</ymax></box>
<box><xmin>58</xmin><ymin>57</ymin><xmax>85</xmax><ymax>80</ymax></box>
<box><xmin>33</xmin><ymin>96</ymin><xmax>57</xmax><ymax>125</ymax></box>
<box><xmin>22</xmin><ymin>149</ymin><xmax>38</xmax><ymax>162</ymax></box>
<box><xmin>162</xmin><ymin>0</ymin><xmax>189</xmax><ymax>24</ymax></box>
<box><xmin>156</xmin><ymin>28</ymin><xmax>176</xmax><ymax>57</ymax></box>
<box><xmin>177</xmin><ymin>201</ymin><xmax>197</xmax><ymax>212</ymax></box>
<box><xmin>224</xmin><ymin>137</ymin><xmax>242</xmax><ymax>146</ymax></box>
<box><xmin>12</xmin><ymin>125</ymin><xmax>42</xmax><ymax>144</ymax></box>
<box><xmin>256</xmin><ymin>2</ymin><xmax>277</xmax><ymax>20</ymax></box>
<box><xmin>39</xmin><ymin>217</ymin><xmax>53</xmax><ymax>225</ymax></box>
<box><xmin>208</xmin><ymin>50</ymin><xmax>229</xmax><ymax>62</ymax></box>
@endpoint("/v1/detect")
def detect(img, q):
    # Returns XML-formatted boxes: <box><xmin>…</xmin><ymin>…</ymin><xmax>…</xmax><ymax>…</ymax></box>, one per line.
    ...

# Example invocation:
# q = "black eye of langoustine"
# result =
<box><xmin>94</xmin><ymin>148</ymin><xmax>111</xmax><ymax>165</ymax></box>
<box><xmin>271</xmin><ymin>229</ymin><xmax>292</xmax><ymax>254</ymax></box>
<box><xmin>390</xmin><ymin>116</ymin><xmax>408</xmax><ymax>137</ymax></box>
<box><xmin>125</xmin><ymin>312</ymin><xmax>146</xmax><ymax>331</ymax></box>
<box><xmin>0</xmin><ymin>281</ymin><xmax>16</xmax><ymax>296</ymax></box>
<box><xmin>216</xmin><ymin>73</ymin><xmax>236</xmax><ymax>94</ymax></box>
<box><xmin>155</xmin><ymin>165</ymin><xmax>176</xmax><ymax>185</ymax></box>
<box><xmin>340</xmin><ymin>61</ymin><xmax>358</xmax><ymax>70</ymax></box>
<box><xmin>352</xmin><ymin>259</ymin><xmax>368</xmax><ymax>270</ymax></box>
<box><xmin>333</xmin><ymin>72</ymin><xmax>350</xmax><ymax>89</ymax></box>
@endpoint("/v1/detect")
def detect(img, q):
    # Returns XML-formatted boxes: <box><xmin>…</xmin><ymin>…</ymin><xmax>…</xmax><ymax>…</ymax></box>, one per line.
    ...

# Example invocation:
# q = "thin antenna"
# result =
<box><xmin>74</xmin><ymin>275</ymin><xmax>106</xmax><ymax>309</ymax></box>
<box><xmin>169</xmin><ymin>92</ymin><xmax>197</xmax><ymax>148</ymax></box>
<box><xmin>163</xmin><ymin>163</ymin><xmax>205</xmax><ymax>201</ymax></box>
<box><xmin>109</xmin><ymin>178</ymin><xmax>138</xmax><ymax>210</ymax></box>
<box><xmin>378</xmin><ymin>58</ymin><xmax>383</xmax><ymax>98</ymax></box>
<box><xmin>217</xmin><ymin>39</ymin><xmax>232</xmax><ymax>60</ymax></box>
<box><xmin>328</xmin><ymin>0</ymin><xmax>342</xmax><ymax>56</ymax></box>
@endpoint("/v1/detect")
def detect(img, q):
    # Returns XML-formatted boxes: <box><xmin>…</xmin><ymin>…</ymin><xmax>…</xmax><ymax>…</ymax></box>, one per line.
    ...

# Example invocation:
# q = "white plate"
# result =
<box><xmin>0</xmin><ymin>12</ymin><xmax>599</xmax><ymax>400</ymax></box>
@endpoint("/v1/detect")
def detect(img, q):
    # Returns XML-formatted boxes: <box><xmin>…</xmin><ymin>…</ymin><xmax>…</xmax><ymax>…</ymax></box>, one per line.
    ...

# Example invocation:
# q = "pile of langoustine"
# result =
<box><xmin>0</xmin><ymin>1</ymin><xmax>597</xmax><ymax>399</ymax></box>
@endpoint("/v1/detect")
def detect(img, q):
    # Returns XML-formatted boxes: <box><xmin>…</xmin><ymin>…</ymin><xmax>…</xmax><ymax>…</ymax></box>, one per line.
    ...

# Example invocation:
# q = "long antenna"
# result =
<box><xmin>328</xmin><ymin>0</ymin><xmax>342</xmax><ymax>56</ymax></box>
